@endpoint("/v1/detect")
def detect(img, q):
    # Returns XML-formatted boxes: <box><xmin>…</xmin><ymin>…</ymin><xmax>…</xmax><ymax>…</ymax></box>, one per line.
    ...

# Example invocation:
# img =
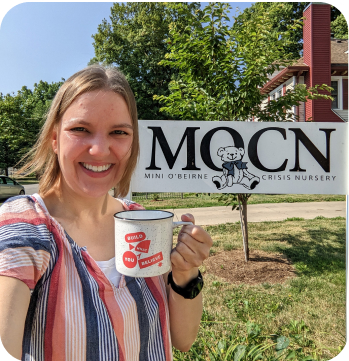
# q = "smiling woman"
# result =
<box><xmin>16</xmin><ymin>66</ymin><xmax>139</xmax><ymax>198</ymax></box>
<box><xmin>52</xmin><ymin>90</ymin><xmax>134</xmax><ymax>198</ymax></box>
<box><xmin>0</xmin><ymin>65</ymin><xmax>213</xmax><ymax>360</ymax></box>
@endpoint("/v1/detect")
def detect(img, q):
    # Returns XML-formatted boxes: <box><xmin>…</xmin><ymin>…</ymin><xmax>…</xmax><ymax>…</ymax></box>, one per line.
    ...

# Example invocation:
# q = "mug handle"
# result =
<box><xmin>172</xmin><ymin>221</ymin><xmax>193</xmax><ymax>229</ymax></box>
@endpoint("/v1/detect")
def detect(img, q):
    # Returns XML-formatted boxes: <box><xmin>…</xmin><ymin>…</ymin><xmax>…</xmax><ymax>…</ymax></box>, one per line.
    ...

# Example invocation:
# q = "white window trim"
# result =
<box><xmin>331</xmin><ymin>76</ymin><xmax>348</xmax><ymax>110</ymax></box>
<box><xmin>292</xmin><ymin>76</ymin><xmax>297</xmax><ymax>121</ymax></box>
<box><xmin>298</xmin><ymin>76</ymin><xmax>305</xmax><ymax>122</ymax></box>
<box><xmin>269</xmin><ymin>83</ymin><xmax>284</xmax><ymax>99</ymax></box>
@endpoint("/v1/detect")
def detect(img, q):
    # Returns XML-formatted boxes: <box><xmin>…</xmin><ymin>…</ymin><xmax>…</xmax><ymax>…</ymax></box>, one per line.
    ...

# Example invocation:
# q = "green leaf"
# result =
<box><xmin>286</xmin><ymin>350</ymin><xmax>296</xmax><ymax>360</ymax></box>
<box><xmin>276</xmin><ymin>336</ymin><xmax>290</xmax><ymax>351</ymax></box>
<box><xmin>234</xmin><ymin>345</ymin><xmax>246</xmax><ymax>361</ymax></box>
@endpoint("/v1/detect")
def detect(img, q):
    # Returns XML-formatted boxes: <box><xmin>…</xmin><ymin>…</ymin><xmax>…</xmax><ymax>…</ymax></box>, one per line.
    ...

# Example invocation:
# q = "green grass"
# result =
<box><xmin>173</xmin><ymin>217</ymin><xmax>346</xmax><ymax>360</ymax></box>
<box><xmin>0</xmin><ymin>192</ymin><xmax>345</xmax><ymax>208</ymax></box>
<box><xmin>135</xmin><ymin>193</ymin><xmax>345</xmax><ymax>210</ymax></box>
<box><xmin>13</xmin><ymin>177</ymin><xmax>39</xmax><ymax>185</ymax></box>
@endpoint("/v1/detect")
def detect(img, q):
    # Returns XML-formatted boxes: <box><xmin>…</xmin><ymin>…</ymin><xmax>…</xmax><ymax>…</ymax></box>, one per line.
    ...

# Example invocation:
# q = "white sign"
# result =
<box><xmin>132</xmin><ymin>121</ymin><xmax>348</xmax><ymax>195</ymax></box>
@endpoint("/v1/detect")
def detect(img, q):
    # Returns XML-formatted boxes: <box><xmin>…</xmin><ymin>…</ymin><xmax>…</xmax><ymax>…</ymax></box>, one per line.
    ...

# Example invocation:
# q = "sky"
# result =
<box><xmin>0</xmin><ymin>1</ymin><xmax>254</xmax><ymax>96</ymax></box>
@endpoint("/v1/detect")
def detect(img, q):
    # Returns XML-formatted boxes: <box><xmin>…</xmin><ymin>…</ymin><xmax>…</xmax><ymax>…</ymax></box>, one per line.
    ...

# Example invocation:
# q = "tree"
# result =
<box><xmin>331</xmin><ymin>13</ymin><xmax>348</xmax><ymax>39</ymax></box>
<box><xmin>239</xmin><ymin>2</ymin><xmax>308</xmax><ymax>59</ymax></box>
<box><xmin>0</xmin><ymin>80</ymin><xmax>63</xmax><ymax>174</ymax></box>
<box><xmin>239</xmin><ymin>3</ymin><xmax>344</xmax><ymax>59</ymax></box>
<box><xmin>0</xmin><ymin>138</ymin><xmax>16</xmax><ymax>176</ymax></box>
<box><xmin>155</xmin><ymin>2</ymin><xmax>332</xmax><ymax>261</ymax></box>
<box><xmin>90</xmin><ymin>2</ymin><xmax>200</xmax><ymax>120</ymax></box>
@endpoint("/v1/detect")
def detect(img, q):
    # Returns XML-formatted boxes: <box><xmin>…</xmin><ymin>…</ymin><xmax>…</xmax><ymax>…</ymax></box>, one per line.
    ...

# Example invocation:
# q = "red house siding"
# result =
<box><xmin>303</xmin><ymin>4</ymin><xmax>312</xmax><ymax>120</ymax></box>
<box><xmin>303</xmin><ymin>4</ymin><xmax>342</xmax><ymax>122</ymax></box>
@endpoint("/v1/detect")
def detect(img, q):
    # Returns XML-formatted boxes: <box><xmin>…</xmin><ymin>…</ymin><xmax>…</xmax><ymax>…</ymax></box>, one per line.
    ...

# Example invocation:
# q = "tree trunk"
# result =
<box><xmin>238</xmin><ymin>194</ymin><xmax>249</xmax><ymax>261</ymax></box>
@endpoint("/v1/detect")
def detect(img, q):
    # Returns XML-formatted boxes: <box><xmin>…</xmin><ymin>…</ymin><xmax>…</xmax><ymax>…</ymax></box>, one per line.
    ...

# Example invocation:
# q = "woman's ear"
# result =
<box><xmin>52</xmin><ymin>128</ymin><xmax>58</xmax><ymax>154</ymax></box>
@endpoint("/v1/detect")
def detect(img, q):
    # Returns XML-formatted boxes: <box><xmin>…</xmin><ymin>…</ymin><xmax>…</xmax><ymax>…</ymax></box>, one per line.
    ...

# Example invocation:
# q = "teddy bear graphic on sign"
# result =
<box><xmin>212</xmin><ymin>146</ymin><xmax>260</xmax><ymax>190</ymax></box>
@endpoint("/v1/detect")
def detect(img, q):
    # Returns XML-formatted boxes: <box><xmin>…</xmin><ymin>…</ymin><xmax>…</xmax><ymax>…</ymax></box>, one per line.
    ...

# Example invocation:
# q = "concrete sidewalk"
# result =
<box><xmin>166</xmin><ymin>201</ymin><xmax>346</xmax><ymax>226</ymax></box>
<box><xmin>23</xmin><ymin>184</ymin><xmax>346</xmax><ymax>226</ymax></box>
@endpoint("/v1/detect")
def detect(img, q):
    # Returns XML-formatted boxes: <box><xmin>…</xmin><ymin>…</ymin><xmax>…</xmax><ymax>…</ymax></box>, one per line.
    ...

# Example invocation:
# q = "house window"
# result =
<box><xmin>331</xmin><ymin>81</ymin><xmax>338</xmax><ymax>109</ymax></box>
<box><xmin>278</xmin><ymin>89</ymin><xmax>282</xmax><ymax>98</ymax></box>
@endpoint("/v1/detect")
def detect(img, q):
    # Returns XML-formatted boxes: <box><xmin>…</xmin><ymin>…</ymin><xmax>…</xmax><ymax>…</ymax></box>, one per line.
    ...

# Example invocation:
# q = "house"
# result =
<box><xmin>259</xmin><ymin>3</ymin><xmax>348</xmax><ymax>122</ymax></box>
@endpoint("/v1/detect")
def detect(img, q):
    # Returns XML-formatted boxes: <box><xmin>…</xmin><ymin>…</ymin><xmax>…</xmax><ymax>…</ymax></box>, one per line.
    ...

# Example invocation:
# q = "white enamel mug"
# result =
<box><xmin>114</xmin><ymin>210</ymin><xmax>192</xmax><ymax>277</ymax></box>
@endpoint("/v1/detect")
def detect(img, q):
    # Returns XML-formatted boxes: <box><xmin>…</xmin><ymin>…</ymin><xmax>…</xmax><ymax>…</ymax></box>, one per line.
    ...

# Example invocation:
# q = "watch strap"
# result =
<box><xmin>167</xmin><ymin>270</ymin><xmax>204</xmax><ymax>299</ymax></box>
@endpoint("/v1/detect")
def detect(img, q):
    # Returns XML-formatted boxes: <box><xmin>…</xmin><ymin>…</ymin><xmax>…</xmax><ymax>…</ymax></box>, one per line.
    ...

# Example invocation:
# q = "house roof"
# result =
<box><xmin>261</xmin><ymin>39</ymin><xmax>348</xmax><ymax>94</ymax></box>
<box><xmin>260</xmin><ymin>63</ymin><xmax>309</xmax><ymax>94</ymax></box>
<box><xmin>331</xmin><ymin>39</ymin><xmax>348</xmax><ymax>65</ymax></box>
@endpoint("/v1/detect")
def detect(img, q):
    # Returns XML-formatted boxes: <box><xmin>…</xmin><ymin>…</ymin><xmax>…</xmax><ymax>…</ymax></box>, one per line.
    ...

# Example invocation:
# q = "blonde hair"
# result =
<box><xmin>16</xmin><ymin>65</ymin><xmax>139</xmax><ymax>197</ymax></box>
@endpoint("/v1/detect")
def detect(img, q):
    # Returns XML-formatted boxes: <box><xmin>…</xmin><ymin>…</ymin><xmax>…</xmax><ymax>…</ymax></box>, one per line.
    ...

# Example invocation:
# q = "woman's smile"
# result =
<box><xmin>81</xmin><ymin>163</ymin><xmax>113</xmax><ymax>172</ymax></box>
<box><xmin>79</xmin><ymin>162</ymin><xmax>115</xmax><ymax>178</ymax></box>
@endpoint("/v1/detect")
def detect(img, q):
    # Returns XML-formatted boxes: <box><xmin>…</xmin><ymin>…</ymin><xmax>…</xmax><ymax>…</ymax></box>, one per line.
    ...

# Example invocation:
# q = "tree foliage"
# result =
<box><xmin>239</xmin><ymin>3</ymin><xmax>344</xmax><ymax>59</ymax></box>
<box><xmin>90</xmin><ymin>2</ymin><xmax>200</xmax><ymax>120</ymax></box>
<box><xmin>331</xmin><ymin>13</ymin><xmax>348</xmax><ymax>39</ymax></box>
<box><xmin>0</xmin><ymin>80</ymin><xmax>63</xmax><ymax>171</ymax></box>
<box><xmin>155</xmin><ymin>2</ymin><xmax>332</xmax><ymax>122</ymax></box>
<box><xmin>238</xmin><ymin>2</ymin><xmax>308</xmax><ymax>59</ymax></box>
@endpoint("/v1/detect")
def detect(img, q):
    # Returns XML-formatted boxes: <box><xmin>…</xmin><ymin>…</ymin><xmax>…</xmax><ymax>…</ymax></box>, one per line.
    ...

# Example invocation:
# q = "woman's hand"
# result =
<box><xmin>170</xmin><ymin>213</ymin><xmax>213</xmax><ymax>287</ymax></box>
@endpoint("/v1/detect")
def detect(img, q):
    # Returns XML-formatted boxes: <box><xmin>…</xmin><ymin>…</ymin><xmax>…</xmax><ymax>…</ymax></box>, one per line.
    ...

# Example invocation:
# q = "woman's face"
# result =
<box><xmin>52</xmin><ymin>90</ymin><xmax>133</xmax><ymax>198</ymax></box>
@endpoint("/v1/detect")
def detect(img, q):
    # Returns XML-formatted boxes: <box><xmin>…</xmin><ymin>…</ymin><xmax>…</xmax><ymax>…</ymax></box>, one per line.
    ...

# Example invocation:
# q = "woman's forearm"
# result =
<box><xmin>0</xmin><ymin>276</ymin><xmax>30</xmax><ymax>359</ymax></box>
<box><xmin>167</xmin><ymin>267</ymin><xmax>203</xmax><ymax>352</ymax></box>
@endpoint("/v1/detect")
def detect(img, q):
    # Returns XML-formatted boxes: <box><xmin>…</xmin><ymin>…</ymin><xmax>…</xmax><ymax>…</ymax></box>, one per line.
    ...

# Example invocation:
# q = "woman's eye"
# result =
<box><xmin>71</xmin><ymin>127</ymin><xmax>87</xmax><ymax>132</ymax></box>
<box><xmin>111</xmin><ymin>130</ymin><xmax>128</xmax><ymax>135</ymax></box>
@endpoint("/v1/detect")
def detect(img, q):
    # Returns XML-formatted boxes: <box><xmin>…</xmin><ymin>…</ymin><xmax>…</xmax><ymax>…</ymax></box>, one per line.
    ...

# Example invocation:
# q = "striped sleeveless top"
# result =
<box><xmin>0</xmin><ymin>195</ymin><xmax>173</xmax><ymax>361</ymax></box>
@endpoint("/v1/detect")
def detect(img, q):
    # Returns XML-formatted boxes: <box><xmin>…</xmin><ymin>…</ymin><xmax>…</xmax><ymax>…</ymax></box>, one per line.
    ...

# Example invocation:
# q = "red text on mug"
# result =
<box><xmin>139</xmin><ymin>252</ymin><xmax>163</xmax><ymax>269</ymax></box>
<box><xmin>123</xmin><ymin>251</ymin><xmax>137</xmax><ymax>268</ymax></box>
<box><xmin>125</xmin><ymin>232</ymin><xmax>146</xmax><ymax>243</ymax></box>
<box><xmin>135</xmin><ymin>240</ymin><xmax>151</xmax><ymax>253</ymax></box>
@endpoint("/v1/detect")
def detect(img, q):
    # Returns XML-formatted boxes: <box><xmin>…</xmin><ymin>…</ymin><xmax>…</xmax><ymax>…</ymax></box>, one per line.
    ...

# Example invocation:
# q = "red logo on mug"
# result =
<box><xmin>123</xmin><ymin>251</ymin><xmax>137</xmax><ymax>268</ymax></box>
<box><xmin>125</xmin><ymin>232</ymin><xmax>146</xmax><ymax>243</ymax></box>
<box><xmin>135</xmin><ymin>240</ymin><xmax>151</xmax><ymax>253</ymax></box>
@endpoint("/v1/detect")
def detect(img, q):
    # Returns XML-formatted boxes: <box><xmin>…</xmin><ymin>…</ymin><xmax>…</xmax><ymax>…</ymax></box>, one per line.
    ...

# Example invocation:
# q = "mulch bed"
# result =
<box><xmin>204</xmin><ymin>249</ymin><xmax>297</xmax><ymax>285</ymax></box>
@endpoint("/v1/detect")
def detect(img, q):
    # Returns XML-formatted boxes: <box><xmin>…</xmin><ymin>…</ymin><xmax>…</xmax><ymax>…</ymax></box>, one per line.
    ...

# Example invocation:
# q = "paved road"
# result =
<box><xmin>24</xmin><ymin>184</ymin><xmax>40</xmax><ymax>195</ymax></box>
<box><xmin>23</xmin><ymin>184</ymin><xmax>346</xmax><ymax>226</ymax></box>
<box><xmin>167</xmin><ymin>202</ymin><xmax>346</xmax><ymax>226</ymax></box>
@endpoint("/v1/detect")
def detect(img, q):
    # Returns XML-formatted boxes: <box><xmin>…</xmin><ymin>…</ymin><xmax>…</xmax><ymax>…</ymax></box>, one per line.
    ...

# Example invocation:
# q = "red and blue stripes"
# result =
<box><xmin>0</xmin><ymin>195</ymin><xmax>173</xmax><ymax>361</ymax></box>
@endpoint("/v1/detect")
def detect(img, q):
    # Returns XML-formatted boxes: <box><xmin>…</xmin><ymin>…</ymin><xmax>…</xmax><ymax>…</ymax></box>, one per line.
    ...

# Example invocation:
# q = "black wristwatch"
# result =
<box><xmin>167</xmin><ymin>270</ymin><xmax>204</xmax><ymax>299</ymax></box>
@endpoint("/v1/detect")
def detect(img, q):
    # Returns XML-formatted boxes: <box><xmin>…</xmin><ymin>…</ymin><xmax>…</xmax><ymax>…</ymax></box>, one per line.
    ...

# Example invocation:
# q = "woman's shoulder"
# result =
<box><xmin>0</xmin><ymin>194</ymin><xmax>51</xmax><ymax>228</ymax></box>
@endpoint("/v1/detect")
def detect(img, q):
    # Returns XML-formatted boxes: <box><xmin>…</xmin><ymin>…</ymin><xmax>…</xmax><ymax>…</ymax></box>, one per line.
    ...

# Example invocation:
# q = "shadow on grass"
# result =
<box><xmin>270</xmin><ymin>221</ymin><xmax>346</xmax><ymax>277</ymax></box>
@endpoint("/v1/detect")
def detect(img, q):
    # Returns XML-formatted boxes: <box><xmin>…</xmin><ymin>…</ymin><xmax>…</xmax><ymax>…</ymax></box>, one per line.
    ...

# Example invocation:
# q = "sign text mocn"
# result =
<box><xmin>132</xmin><ymin>121</ymin><xmax>348</xmax><ymax>195</ymax></box>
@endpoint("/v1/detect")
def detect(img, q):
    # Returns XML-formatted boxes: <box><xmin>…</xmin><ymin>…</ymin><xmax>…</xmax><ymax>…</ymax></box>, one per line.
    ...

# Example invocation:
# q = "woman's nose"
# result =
<box><xmin>88</xmin><ymin>134</ymin><xmax>110</xmax><ymax>157</ymax></box>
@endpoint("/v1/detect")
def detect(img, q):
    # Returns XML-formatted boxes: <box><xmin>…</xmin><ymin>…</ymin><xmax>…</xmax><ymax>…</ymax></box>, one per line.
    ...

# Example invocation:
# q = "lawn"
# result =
<box><xmin>134</xmin><ymin>193</ymin><xmax>345</xmax><ymax>210</ymax></box>
<box><xmin>13</xmin><ymin>177</ymin><xmax>39</xmax><ymax>185</ymax></box>
<box><xmin>0</xmin><ymin>192</ymin><xmax>345</xmax><ymax>208</ymax></box>
<box><xmin>172</xmin><ymin>217</ymin><xmax>346</xmax><ymax>360</ymax></box>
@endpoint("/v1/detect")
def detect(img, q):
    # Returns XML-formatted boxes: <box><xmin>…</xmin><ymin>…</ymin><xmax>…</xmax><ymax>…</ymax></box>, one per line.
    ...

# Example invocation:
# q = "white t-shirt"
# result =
<box><xmin>96</xmin><ymin>258</ymin><xmax>122</xmax><ymax>288</ymax></box>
